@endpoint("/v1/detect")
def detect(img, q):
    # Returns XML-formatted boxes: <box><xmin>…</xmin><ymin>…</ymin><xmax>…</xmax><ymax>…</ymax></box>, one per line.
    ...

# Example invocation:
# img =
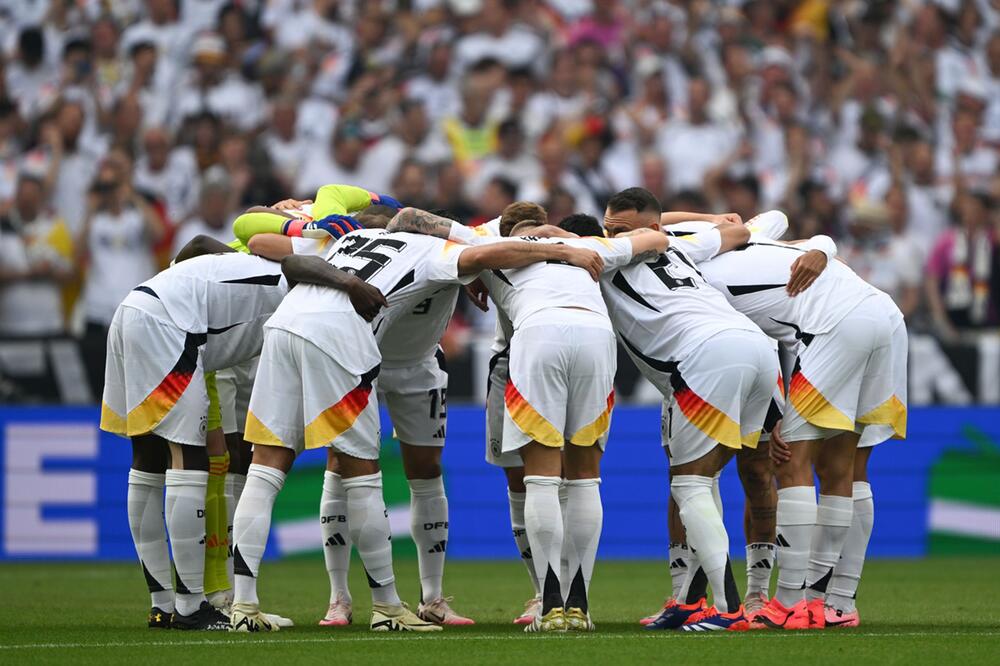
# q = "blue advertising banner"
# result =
<box><xmin>0</xmin><ymin>406</ymin><xmax>998</xmax><ymax>561</ymax></box>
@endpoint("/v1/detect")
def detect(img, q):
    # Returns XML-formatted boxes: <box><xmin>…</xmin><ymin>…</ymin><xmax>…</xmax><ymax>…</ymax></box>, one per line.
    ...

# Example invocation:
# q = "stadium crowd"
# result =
<box><xmin>0</xmin><ymin>0</ymin><xmax>998</xmax><ymax>403</ymax></box>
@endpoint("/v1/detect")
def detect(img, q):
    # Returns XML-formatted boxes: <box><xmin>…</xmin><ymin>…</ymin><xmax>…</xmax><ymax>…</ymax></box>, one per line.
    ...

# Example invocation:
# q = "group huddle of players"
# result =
<box><xmin>99</xmin><ymin>182</ymin><xmax>906</xmax><ymax>634</ymax></box>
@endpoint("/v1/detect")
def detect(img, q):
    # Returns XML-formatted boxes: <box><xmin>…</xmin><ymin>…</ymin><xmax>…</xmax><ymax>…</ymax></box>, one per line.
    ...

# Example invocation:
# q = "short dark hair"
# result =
<box><xmin>606</xmin><ymin>187</ymin><xmax>662</xmax><ymax>215</ymax></box>
<box><xmin>558</xmin><ymin>213</ymin><xmax>603</xmax><ymax>238</ymax></box>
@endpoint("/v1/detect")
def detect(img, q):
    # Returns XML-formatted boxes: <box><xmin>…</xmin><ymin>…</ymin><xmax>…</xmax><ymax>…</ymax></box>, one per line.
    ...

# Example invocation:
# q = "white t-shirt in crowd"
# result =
<box><xmin>82</xmin><ymin>206</ymin><xmax>157</xmax><ymax>325</ymax></box>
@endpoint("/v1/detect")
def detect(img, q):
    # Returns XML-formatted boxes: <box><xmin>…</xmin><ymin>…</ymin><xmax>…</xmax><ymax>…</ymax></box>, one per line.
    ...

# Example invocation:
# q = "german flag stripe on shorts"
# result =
<box><xmin>304</xmin><ymin>366</ymin><xmax>380</xmax><ymax>450</ymax></box>
<box><xmin>673</xmin><ymin>383</ymin><xmax>744</xmax><ymax>449</ymax></box>
<box><xmin>101</xmin><ymin>332</ymin><xmax>206</xmax><ymax>437</ymax></box>
<box><xmin>569</xmin><ymin>391</ymin><xmax>615</xmax><ymax>446</ymax></box>
<box><xmin>787</xmin><ymin>361</ymin><xmax>854</xmax><ymax>432</ymax></box>
<box><xmin>504</xmin><ymin>381</ymin><xmax>563</xmax><ymax>448</ymax></box>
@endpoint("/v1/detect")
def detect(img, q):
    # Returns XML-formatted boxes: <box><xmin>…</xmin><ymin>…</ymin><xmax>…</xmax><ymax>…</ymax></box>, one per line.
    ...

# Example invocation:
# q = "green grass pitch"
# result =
<box><xmin>1</xmin><ymin>557</ymin><xmax>997</xmax><ymax>664</ymax></box>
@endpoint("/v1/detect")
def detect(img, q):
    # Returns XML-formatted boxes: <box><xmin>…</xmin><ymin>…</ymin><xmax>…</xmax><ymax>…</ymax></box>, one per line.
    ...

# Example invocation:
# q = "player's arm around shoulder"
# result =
<box><xmin>613</xmin><ymin>228</ymin><xmax>669</xmax><ymax>263</ymax></box>
<box><xmin>279</xmin><ymin>254</ymin><xmax>387</xmax><ymax>321</ymax></box>
<box><xmin>785</xmin><ymin>235</ymin><xmax>838</xmax><ymax>296</ymax></box>
<box><xmin>455</xmin><ymin>237</ymin><xmax>605</xmax><ymax>281</ymax></box>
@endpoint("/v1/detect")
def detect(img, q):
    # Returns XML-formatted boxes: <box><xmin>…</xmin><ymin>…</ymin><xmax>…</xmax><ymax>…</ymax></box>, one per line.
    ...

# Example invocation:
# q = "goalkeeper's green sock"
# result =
<box><xmin>204</xmin><ymin>454</ymin><xmax>230</xmax><ymax>595</ymax></box>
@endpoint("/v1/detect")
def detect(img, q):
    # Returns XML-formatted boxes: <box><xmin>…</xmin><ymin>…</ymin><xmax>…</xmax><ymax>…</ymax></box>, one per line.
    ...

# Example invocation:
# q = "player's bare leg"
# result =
<box><xmin>737</xmin><ymin>441</ymin><xmax>777</xmax><ymax>618</ymax></box>
<box><xmin>319</xmin><ymin>450</ymin><xmax>353</xmax><ymax>626</ymax></box>
<box><xmin>128</xmin><ymin>434</ymin><xmax>174</xmax><ymax>628</ymax></box>
<box><xmin>803</xmin><ymin>432</ymin><xmax>859</xmax><ymax>628</ymax></box>
<box><xmin>824</xmin><ymin>446</ymin><xmax>873</xmax><ymax>627</ymax></box>
<box><xmin>166</xmin><ymin>441</ymin><xmax>229</xmax><ymax>630</ymax></box>
<box><xmin>401</xmin><ymin>443</ymin><xmax>474</xmax><ymax>625</ymax></box>
<box><xmin>669</xmin><ymin>445</ymin><xmax>749</xmax><ymax>632</ymax></box>
<box><xmin>520</xmin><ymin>441</ymin><xmax>568</xmax><ymax>633</ymax></box>
<box><xmin>561</xmin><ymin>443</ymin><xmax>603</xmax><ymax>632</ymax></box>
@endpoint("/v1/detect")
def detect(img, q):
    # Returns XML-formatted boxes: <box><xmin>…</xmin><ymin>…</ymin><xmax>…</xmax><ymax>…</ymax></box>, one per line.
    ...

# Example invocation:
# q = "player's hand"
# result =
<box><xmin>564</xmin><ymin>247</ymin><xmax>604</xmax><ymax>281</ymax></box>
<box><xmin>347</xmin><ymin>280</ymin><xmax>388</xmax><ymax>322</ymax></box>
<box><xmin>711</xmin><ymin>213</ymin><xmax>742</xmax><ymax>226</ymax></box>
<box><xmin>769</xmin><ymin>419</ymin><xmax>792</xmax><ymax>465</ymax></box>
<box><xmin>369</xmin><ymin>192</ymin><xmax>404</xmax><ymax>209</ymax></box>
<box><xmin>465</xmin><ymin>278</ymin><xmax>490</xmax><ymax>312</ymax></box>
<box><xmin>786</xmin><ymin>249</ymin><xmax>827</xmax><ymax>296</ymax></box>
<box><xmin>294</xmin><ymin>214</ymin><xmax>364</xmax><ymax>239</ymax></box>
<box><xmin>273</xmin><ymin>198</ymin><xmax>311</xmax><ymax>211</ymax></box>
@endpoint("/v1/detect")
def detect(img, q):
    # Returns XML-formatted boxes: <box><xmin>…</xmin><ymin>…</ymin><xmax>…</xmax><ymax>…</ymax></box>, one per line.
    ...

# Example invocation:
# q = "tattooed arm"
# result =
<box><xmin>385</xmin><ymin>207</ymin><xmax>467</xmax><ymax>241</ymax></box>
<box><xmin>619</xmin><ymin>227</ymin><xmax>670</xmax><ymax>263</ymax></box>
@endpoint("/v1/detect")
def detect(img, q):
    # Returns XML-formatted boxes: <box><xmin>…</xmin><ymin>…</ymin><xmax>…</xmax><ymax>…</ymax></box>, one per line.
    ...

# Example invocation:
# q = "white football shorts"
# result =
<box><xmin>378</xmin><ymin>348</ymin><xmax>449</xmax><ymax>447</ymax></box>
<box><xmin>485</xmin><ymin>348</ymin><xmax>523</xmax><ymax>467</ymax></box>
<box><xmin>217</xmin><ymin>357</ymin><xmax>258</xmax><ymax>436</ymax></box>
<box><xmin>502</xmin><ymin>310</ymin><xmax>616</xmax><ymax>453</ymax></box>
<box><xmin>244</xmin><ymin>326</ymin><xmax>381</xmax><ymax>458</ymax></box>
<box><xmin>661</xmin><ymin>329</ymin><xmax>777</xmax><ymax>466</ymax></box>
<box><xmin>100</xmin><ymin>292</ymin><xmax>208</xmax><ymax>446</ymax></box>
<box><xmin>782</xmin><ymin>296</ymin><xmax>905</xmax><ymax>443</ymax></box>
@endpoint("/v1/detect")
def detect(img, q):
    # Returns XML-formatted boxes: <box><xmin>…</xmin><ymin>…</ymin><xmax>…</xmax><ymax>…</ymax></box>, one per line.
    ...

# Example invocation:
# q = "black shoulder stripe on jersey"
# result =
<box><xmin>220</xmin><ymin>274</ymin><xmax>282</xmax><ymax>286</ymax></box>
<box><xmin>733</xmin><ymin>241</ymin><xmax>805</xmax><ymax>253</ymax></box>
<box><xmin>133</xmin><ymin>285</ymin><xmax>159</xmax><ymax>299</ymax></box>
<box><xmin>207</xmin><ymin>322</ymin><xmax>242</xmax><ymax>335</ymax></box>
<box><xmin>664</xmin><ymin>230</ymin><xmax>696</xmax><ymax>237</ymax></box>
<box><xmin>385</xmin><ymin>269</ymin><xmax>415</xmax><ymax>296</ymax></box>
<box><xmin>620</xmin><ymin>334</ymin><xmax>677</xmax><ymax>374</ymax></box>
<box><xmin>769</xmin><ymin>317</ymin><xmax>815</xmax><ymax>346</ymax></box>
<box><xmin>611</xmin><ymin>271</ymin><xmax>660</xmax><ymax>312</ymax></box>
<box><xmin>491</xmin><ymin>268</ymin><xmax>513</xmax><ymax>286</ymax></box>
<box><xmin>668</xmin><ymin>247</ymin><xmax>704</xmax><ymax>277</ymax></box>
<box><xmin>727</xmin><ymin>283</ymin><xmax>787</xmax><ymax>296</ymax></box>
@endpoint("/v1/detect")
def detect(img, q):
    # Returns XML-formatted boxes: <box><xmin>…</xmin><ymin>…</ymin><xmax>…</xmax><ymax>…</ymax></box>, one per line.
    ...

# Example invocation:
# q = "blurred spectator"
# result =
<box><xmin>171</xmin><ymin>167</ymin><xmax>235</xmax><ymax>255</ymax></box>
<box><xmin>840</xmin><ymin>194</ymin><xmax>922</xmax><ymax>320</ymax></box>
<box><xmin>466</xmin><ymin>118</ymin><xmax>539</xmax><ymax>199</ymax></box>
<box><xmin>0</xmin><ymin>0</ymin><xmax>995</xmax><ymax>404</ymax></box>
<box><xmin>78</xmin><ymin>153</ymin><xmax>165</xmax><ymax>395</ymax></box>
<box><xmin>0</xmin><ymin>175</ymin><xmax>74</xmax><ymax>337</ymax></box>
<box><xmin>925</xmin><ymin>192</ymin><xmax>999</xmax><ymax>341</ymax></box>
<box><xmin>133</xmin><ymin>126</ymin><xmax>200</xmax><ymax>224</ymax></box>
<box><xmin>658</xmin><ymin>77</ymin><xmax>740</xmax><ymax>193</ymax></box>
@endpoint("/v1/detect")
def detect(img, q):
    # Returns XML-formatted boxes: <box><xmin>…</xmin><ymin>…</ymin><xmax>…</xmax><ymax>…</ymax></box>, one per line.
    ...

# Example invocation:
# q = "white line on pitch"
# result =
<box><xmin>1</xmin><ymin>631</ymin><xmax>999</xmax><ymax>650</ymax></box>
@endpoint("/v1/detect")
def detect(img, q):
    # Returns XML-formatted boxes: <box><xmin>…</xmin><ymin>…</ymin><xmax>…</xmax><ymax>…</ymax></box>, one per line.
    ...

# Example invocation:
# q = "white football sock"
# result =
<box><xmin>524</xmin><ymin>475</ymin><xmax>564</xmax><ymax>613</ymax></box>
<box><xmin>746</xmin><ymin>542</ymin><xmax>776</xmax><ymax>597</ymax></box>
<box><xmin>562</xmin><ymin>478</ymin><xmax>602</xmax><ymax>613</ymax></box>
<box><xmin>775</xmin><ymin>485</ymin><xmax>817</xmax><ymax>607</ymax></box>
<box><xmin>712</xmin><ymin>471</ymin><xmax>724</xmax><ymax>518</ymax></box>
<box><xmin>342</xmin><ymin>472</ymin><xmax>400</xmax><ymax>606</ymax></box>
<box><xmin>677</xmin><ymin>546</ymin><xmax>708</xmax><ymax>604</ymax></box>
<box><xmin>805</xmin><ymin>493</ymin><xmax>854</xmax><ymax>601</ymax></box>
<box><xmin>164</xmin><ymin>469</ymin><xmax>209</xmax><ymax>616</ymax></box>
<box><xmin>321</xmin><ymin>471</ymin><xmax>352</xmax><ymax>604</ymax></box>
<box><xmin>232</xmin><ymin>464</ymin><xmax>285</xmax><ymax>606</ymax></box>
<box><xmin>408</xmin><ymin>476</ymin><xmax>448</xmax><ymax>603</ymax></box>
<box><xmin>668</xmin><ymin>542</ymin><xmax>692</xmax><ymax>601</ymax></box>
<box><xmin>827</xmin><ymin>482</ymin><xmax>874</xmax><ymax>613</ymax></box>
<box><xmin>559</xmin><ymin>480</ymin><xmax>570</xmax><ymax>601</ymax></box>
<box><xmin>225</xmin><ymin>472</ymin><xmax>246</xmax><ymax>588</ymax></box>
<box><xmin>508</xmin><ymin>489</ymin><xmax>541</xmax><ymax>596</ymax></box>
<box><xmin>672</xmin><ymin>475</ymin><xmax>739</xmax><ymax>613</ymax></box>
<box><xmin>127</xmin><ymin>470</ymin><xmax>174</xmax><ymax>612</ymax></box>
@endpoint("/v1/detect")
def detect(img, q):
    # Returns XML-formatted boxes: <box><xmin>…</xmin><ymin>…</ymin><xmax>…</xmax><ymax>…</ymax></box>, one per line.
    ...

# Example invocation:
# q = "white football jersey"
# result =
<box><xmin>692</xmin><ymin>236</ymin><xmax>879</xmax><ymax>346</ymax></box>
<box><xmin>125</xmin><ymin>253</ymin><xmax>288</xmax><ymax>372</ymax></box>
<box><xmin>450</xmin><ymin>218</ymin><xmax>513</xmax><ymax>353</ymax></box>
<box><xmin>266</xmin><ymin>229</ymin><xmax>471</xmax><ymax>373</ymax></box>
<box><xmin>600</xmin><ymin>229</ymin><xmax>760</xmax><ymax>393</ymax></box>
<box><xmin>478</xmin><ymin>235</ymin><xmax>635</xmax><ymax>330</ymax></box>
<box><xmin>377</xmin><ymin>285</ymin><xmax>460</xmax><ymax>367</ymax></box>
